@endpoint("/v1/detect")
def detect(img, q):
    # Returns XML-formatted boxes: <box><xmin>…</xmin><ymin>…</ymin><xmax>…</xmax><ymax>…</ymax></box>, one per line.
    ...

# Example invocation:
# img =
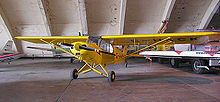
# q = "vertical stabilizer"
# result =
<box><xmin>1</xmin><ymin>40</ymin><xmax>13</xmax><ymax>52</ymax></box>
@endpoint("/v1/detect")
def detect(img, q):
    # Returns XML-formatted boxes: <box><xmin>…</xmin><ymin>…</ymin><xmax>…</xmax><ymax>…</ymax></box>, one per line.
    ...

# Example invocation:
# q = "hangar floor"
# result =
<box><xmin>0</xmin><ymin>58</ymin><xmax>219</xmax><ymax>102</ymax></box>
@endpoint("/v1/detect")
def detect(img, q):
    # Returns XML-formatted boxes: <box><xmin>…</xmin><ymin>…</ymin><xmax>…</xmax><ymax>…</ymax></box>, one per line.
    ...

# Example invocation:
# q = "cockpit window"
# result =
<box><xmin>100</xmin><ymin>40</ymin><xmax>113</xmax><ymax>53</ymax></box>
<box><xmin>87</xmin><ymin>36</ymin><xmax>113</xmax><ymax>53</ymax></box>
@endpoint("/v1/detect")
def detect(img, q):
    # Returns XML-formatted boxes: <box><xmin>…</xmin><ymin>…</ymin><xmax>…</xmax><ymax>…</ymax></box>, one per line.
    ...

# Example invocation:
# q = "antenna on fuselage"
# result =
<box><xmin>79</xmin><ymin>32</ymin><xmax>88</xmax><ymax>36</ymax></box>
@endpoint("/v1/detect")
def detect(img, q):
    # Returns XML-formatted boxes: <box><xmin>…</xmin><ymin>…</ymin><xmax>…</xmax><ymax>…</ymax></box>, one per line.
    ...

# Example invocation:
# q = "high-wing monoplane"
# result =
<box><xmin>16</xmin><ymin>31</ymin><xmax>220</xmax><ymax>82</ymax></box>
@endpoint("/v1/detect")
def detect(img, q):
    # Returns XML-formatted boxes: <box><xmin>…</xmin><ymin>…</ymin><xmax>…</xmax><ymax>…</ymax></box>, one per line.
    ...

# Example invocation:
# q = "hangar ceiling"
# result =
<box><xmin>0</xmin><ymin>0</ymin><xmax>219</xmax><ymax>56</ymax></box>
<box><xmin>167</xmin><ymin>0</ymin><xmax>213</xmax><ymax>32</ymax></box>
<box><xmin>124</xmin><ymin>0</ymin><xmax>168</xmax><ymax>34</ymax></box>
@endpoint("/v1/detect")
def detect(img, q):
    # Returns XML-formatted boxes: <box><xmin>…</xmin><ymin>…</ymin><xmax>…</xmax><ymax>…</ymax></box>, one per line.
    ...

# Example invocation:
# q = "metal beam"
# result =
<box><xmin>78</xmin><ymin>0</ymin><xmax>88</xmax><ymax>36</ymax></box>
<box><xmin>37</xmin><ymin>0</ymin><xmax>53</xmax><ymax>36</ymax></box>
<box><xmin>160</xmin><ymin>0</ymin><xmax>176</xmax><ymax>25</ymax></box>
<box><xmin>199</xmin><ymin>0</ymin><xmax>220</xmax><ymax>29</ymax></box>
<box><xmin>0</xmin><ymin>5</ymin><xmax>18</xmax><ymax>52</ymax></box>
<box><xmin>119</xmin><ymin>0</ymin><xmax>127</xmax><ymax>35</ymax></box>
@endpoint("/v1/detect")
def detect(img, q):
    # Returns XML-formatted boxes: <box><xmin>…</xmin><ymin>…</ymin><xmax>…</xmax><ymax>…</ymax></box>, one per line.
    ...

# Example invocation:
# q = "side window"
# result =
<box><xmin>100</xmin><ymin>40</ymin><xmax>113</xmax><ymax>53</ymax></box>
<box><xmin>109</xmin><ymin>44</ymin><xmax>113</xmax><ymax>53</ymax></box>
<box><xmin>101</xmin><ymin>40</ymin><xmax>106</xmax><ymax>51</ymax></box>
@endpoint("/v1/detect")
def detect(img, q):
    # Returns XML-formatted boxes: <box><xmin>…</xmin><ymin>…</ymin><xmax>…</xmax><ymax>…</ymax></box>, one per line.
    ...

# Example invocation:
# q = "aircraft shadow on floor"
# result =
<box><xmin>78</xmin><ymin>74</ymin><xmax>214</xmax><ymax>85</ymax></box>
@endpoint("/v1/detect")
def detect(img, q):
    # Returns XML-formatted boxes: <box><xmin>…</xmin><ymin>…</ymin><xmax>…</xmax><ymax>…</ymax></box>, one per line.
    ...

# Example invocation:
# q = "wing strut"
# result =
<box><xmin>40</xmin><ymin>39</ymin><xmax>75</xmax><ymax>57</ymax></box>
<box><xmin>110</xmin><ymin>37</ymin><xmax>172</xmax><ymax>64</ymax></box>
<box><xmin>77</xmin><ymin>62</ymin><xmax>109</xmax><ymax>77</ymax></box>
<box><xmin>128</xmin><ymin>37</ymin><xmax>171</xmax><ymax>56</ymax></box>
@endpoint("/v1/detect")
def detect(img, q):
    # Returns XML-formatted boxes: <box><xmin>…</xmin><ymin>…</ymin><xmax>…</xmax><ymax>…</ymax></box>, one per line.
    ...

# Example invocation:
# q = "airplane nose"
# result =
<box><xmin>74</xmin><ymin>43</ymin><xmax>83</xmax><ymax>51</ymax></box>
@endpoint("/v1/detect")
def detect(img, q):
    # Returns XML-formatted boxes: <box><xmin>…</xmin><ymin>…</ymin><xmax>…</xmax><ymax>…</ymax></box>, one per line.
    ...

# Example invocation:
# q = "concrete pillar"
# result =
<box><xmin>199</xmin><ymin>0</ymin><xmax>220</xmax><ymax>29</ymax></box>
<box><xmin>78</xmin><ymin>0</ymin><xmax>88</xmax><ymax>36</ymax></box>
<box><xmin>119</xmin><ymin>0</ymin><xmax>127</xmax><ymax>35</ymax></box>
<box><xmin>0</xmin><ymin>5</ymin><xmax>18</xmax><ymax>52</ymax></box>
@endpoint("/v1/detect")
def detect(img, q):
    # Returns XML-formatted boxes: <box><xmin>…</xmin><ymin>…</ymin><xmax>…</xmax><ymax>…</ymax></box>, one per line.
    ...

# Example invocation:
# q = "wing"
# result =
<box><xmin>102</xmin><ymin>32</ymin><xmax>220</xmax><ymax>45</ymax></box>
<box><xmin>15</xmin><ymin>36</ymin><xmax>88</xmax><ymax>44</ymax></box>
<box><xmin>16</xmin><ymin>32</ymin><xmax>220</xmax><ymax>45</ymax></box>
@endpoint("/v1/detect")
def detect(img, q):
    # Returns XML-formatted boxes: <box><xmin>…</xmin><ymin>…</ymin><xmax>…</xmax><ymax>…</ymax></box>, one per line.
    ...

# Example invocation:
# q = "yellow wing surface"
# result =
<box><xmin>16</xmin><ymin>32</ymin><xmax>220</xmax><ymax>45</ymax></box>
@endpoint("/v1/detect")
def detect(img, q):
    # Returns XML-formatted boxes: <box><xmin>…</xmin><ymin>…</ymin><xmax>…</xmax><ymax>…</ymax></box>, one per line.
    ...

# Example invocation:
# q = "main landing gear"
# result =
<box><xmin>70</xmin><ymin>63</ymin><xmax>116</xmax><ymax>82</ymax></box>
<box><xmin>70</xmin><ymin>69</ymin><xmax>78</xmax><ymax>79</ymax></box>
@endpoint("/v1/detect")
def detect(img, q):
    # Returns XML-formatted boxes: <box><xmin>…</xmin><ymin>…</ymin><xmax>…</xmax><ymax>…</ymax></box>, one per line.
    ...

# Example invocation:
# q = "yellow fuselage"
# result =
<box><xmin>70</xmin><ymin>42</ymin><xmax>126</xmax><ymax>65</ymax></box>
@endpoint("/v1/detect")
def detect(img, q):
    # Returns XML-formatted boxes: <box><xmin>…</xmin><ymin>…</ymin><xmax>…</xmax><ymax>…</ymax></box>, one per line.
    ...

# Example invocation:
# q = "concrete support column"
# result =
<box><xmin>0</xmin><ymin>5</ymin><xmax>18</xmax><ymax>52</ymax></box>
<box><xmin>78</xmin><ymin>0</ymin><xmax>88</xmax><ymax>36</ymax></box>
<box><xmin>199</xmin><ymin>0</ymin><xmax>220</xmax><ymax>29</ymax></box>
<box><xmin>119</xmin><ymin>0</ymin><xmax>127</xmax><ymax>35</ymax></box>
<box><xmin>160</xmin><ymin>0</ymin><xmax>176</xmax><ymax>27</ymax></box>
<box><xmin>37</xmin><ymin>0</ymin><xmax>53</xmax><ymax>36</ymax></box>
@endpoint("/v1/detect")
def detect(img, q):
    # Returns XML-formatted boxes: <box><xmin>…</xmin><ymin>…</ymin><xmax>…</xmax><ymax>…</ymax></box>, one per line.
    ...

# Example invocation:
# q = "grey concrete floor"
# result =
<box><xmin>0</xmin><ymin>58</ymin><xmax>220</xmax><ymax>102</ymax></box>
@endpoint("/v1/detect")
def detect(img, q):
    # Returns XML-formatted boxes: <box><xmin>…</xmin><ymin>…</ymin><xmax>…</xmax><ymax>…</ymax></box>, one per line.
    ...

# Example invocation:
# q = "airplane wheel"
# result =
<box><xmin>70</xmin><ymin>69</ymin><xmax>78</xmax><ymax>79</ymax></box>
<box><xmin>70</xmin><ymin>58</ymin><xmax>75</xmax><ymax>63</ymax></box>
<box><xmin>108</xmin><ymin>71</ymin><xmax>115</xmax><ymax>82</ymax></box>
<box><xmin>125</xmin><ymin>60</ymin><xmax>128</xmax><ymax>68</ymax></box>
<box><xmin>158</xmin><ymin>58</ymin><xmax>163</xmax><ymax>64</ymax></box>
<box><xmin>170</xmin><ymin>58</ymin><xmax>180</xmax><ymax>68</ymax></box>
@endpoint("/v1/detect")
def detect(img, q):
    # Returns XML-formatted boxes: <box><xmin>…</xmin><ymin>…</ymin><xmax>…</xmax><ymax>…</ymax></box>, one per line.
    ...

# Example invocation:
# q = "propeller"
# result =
<box><xmin>59</xmin><ymin>43</ymin><xmax>115</xmax><ymax>56</ymax></box>
<box><xmin>60</xmin><ymin>43</ymin><xmax>74</xmax><ymax>47</ymax></box>
<box><xmin>79</xmin><ymin>45</ymin><xmax>115</xmax><ymax>56</ymax></box>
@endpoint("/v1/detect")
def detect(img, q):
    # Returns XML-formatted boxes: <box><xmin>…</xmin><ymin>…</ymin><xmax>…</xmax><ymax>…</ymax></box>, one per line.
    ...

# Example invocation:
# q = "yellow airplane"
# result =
<box><xmin>16</xmin><ymin>31</ymin><xmax>220</xmax><ymax>82</ymax></box>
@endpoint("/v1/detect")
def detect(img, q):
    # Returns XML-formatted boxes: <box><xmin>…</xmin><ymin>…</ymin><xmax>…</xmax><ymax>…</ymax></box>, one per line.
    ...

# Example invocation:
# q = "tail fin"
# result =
<box><xmin>122</xmin><ymin>45</ymin><xmax>128</xmax><ymax>55</ymax></box>
<box><xmin>2</xmin><ymin>40</ymin><xmax>13</xmax><ymax>52</ymax></box>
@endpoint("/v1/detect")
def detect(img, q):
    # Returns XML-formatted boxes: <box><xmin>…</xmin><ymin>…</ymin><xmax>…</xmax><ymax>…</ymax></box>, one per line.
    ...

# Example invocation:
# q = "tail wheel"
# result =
<box><xmin>158</xmin><ymin>58</ymin><xmax>163</xmax><ymax>64</ymax></box>
<box><xmin>70</xmin><ymin>58</ymin><xmax>74</xmax><ymax>63</ymax></box>
<box><xmin>108</xmin><ymin>71</ymin><xmax>116</xmax><ymax>82</ymax></box>
<box><xmin>170</xmin><ymin>58</ymin><xmax>180</xmax><ymax>68</ymax></box>
<box><xmin>70</xmin><ymin>69</ymin><xmax>78</xmax><ymax>79</ymax></box>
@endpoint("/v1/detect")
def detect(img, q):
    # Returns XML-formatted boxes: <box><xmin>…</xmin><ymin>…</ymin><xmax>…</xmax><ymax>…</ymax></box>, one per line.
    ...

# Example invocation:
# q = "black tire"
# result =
<box><xmin>108</xmin><ymin>71</ymin><xmax>116</xmax><ymax>82</ymax></box>
<box><xmin>70</xmin><ymin>69</ymin><xmax>78</xmax><ymax>79</ymax></box>
<box><xmin>158</xmin><ymin>58</ymin><xmax>163</xmax><ymax>64</ymax></box>
<box><xmin>192</xmin><ymin>59</ymin><xmax>206</xmax><ymax>74</ymax></box>
<box><xmin>125</xmin><ymin>60</ymin><xmax>128</xmax><ymax>68</ymax></box>
<box><xmin>170</xmin><ymin>58</ymin><xmax>180</xmax><ymax>68</ymax></box>
<box><xmin>70</xmin><ymin>58</ymin><xmax>74</xmax><ymax>63</ymax></box>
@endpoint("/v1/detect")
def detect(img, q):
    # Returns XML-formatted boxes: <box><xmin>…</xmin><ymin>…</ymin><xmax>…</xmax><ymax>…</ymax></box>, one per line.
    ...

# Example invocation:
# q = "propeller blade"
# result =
<box><xmin>79</xmin><ymin>46</ymin><xmax>95</xmax><ymax>51</ymax></box>
<box><xmin>60</xmin><ymin>43</ymin><xmax>74</xmax><ymax>47</ymax></box>
<box><xmin>79</xmin><ymin>46</ymin><xmax>115</xmax><ymax>55</ymax></box>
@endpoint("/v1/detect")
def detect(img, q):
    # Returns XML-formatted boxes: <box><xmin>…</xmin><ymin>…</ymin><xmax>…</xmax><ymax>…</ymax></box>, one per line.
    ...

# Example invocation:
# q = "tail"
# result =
<box><xmin>1</xmin><ymin>40</ymin><xmax>13</xmax><ymax>52</ymax></box>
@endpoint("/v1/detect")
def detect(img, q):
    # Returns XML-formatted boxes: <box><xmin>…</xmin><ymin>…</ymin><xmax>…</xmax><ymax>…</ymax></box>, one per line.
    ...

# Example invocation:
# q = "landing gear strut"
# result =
<box><xmin>71</xmin><ymin>63</ymin><xmax>116</xmax><ymax>82</ymax></box>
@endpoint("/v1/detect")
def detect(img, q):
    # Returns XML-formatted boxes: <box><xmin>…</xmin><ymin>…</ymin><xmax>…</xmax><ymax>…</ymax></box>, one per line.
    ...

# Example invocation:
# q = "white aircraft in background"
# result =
<box><xmin>0</xmin><ymin>41</ymin><xmax>23</xmax><ymax>64</ymax></box>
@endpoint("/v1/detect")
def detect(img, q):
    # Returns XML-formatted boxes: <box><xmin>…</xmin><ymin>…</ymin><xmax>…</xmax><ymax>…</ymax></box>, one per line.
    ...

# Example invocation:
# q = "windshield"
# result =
<box><xmin>86</xmin><ymin>36</ymin><xmax>102</xmax><ymax>45</ymax></box>
<box><xmin>87</xmin><ymin>36</ymin><xmax>113</xmax><ymax>53</ymax></box>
